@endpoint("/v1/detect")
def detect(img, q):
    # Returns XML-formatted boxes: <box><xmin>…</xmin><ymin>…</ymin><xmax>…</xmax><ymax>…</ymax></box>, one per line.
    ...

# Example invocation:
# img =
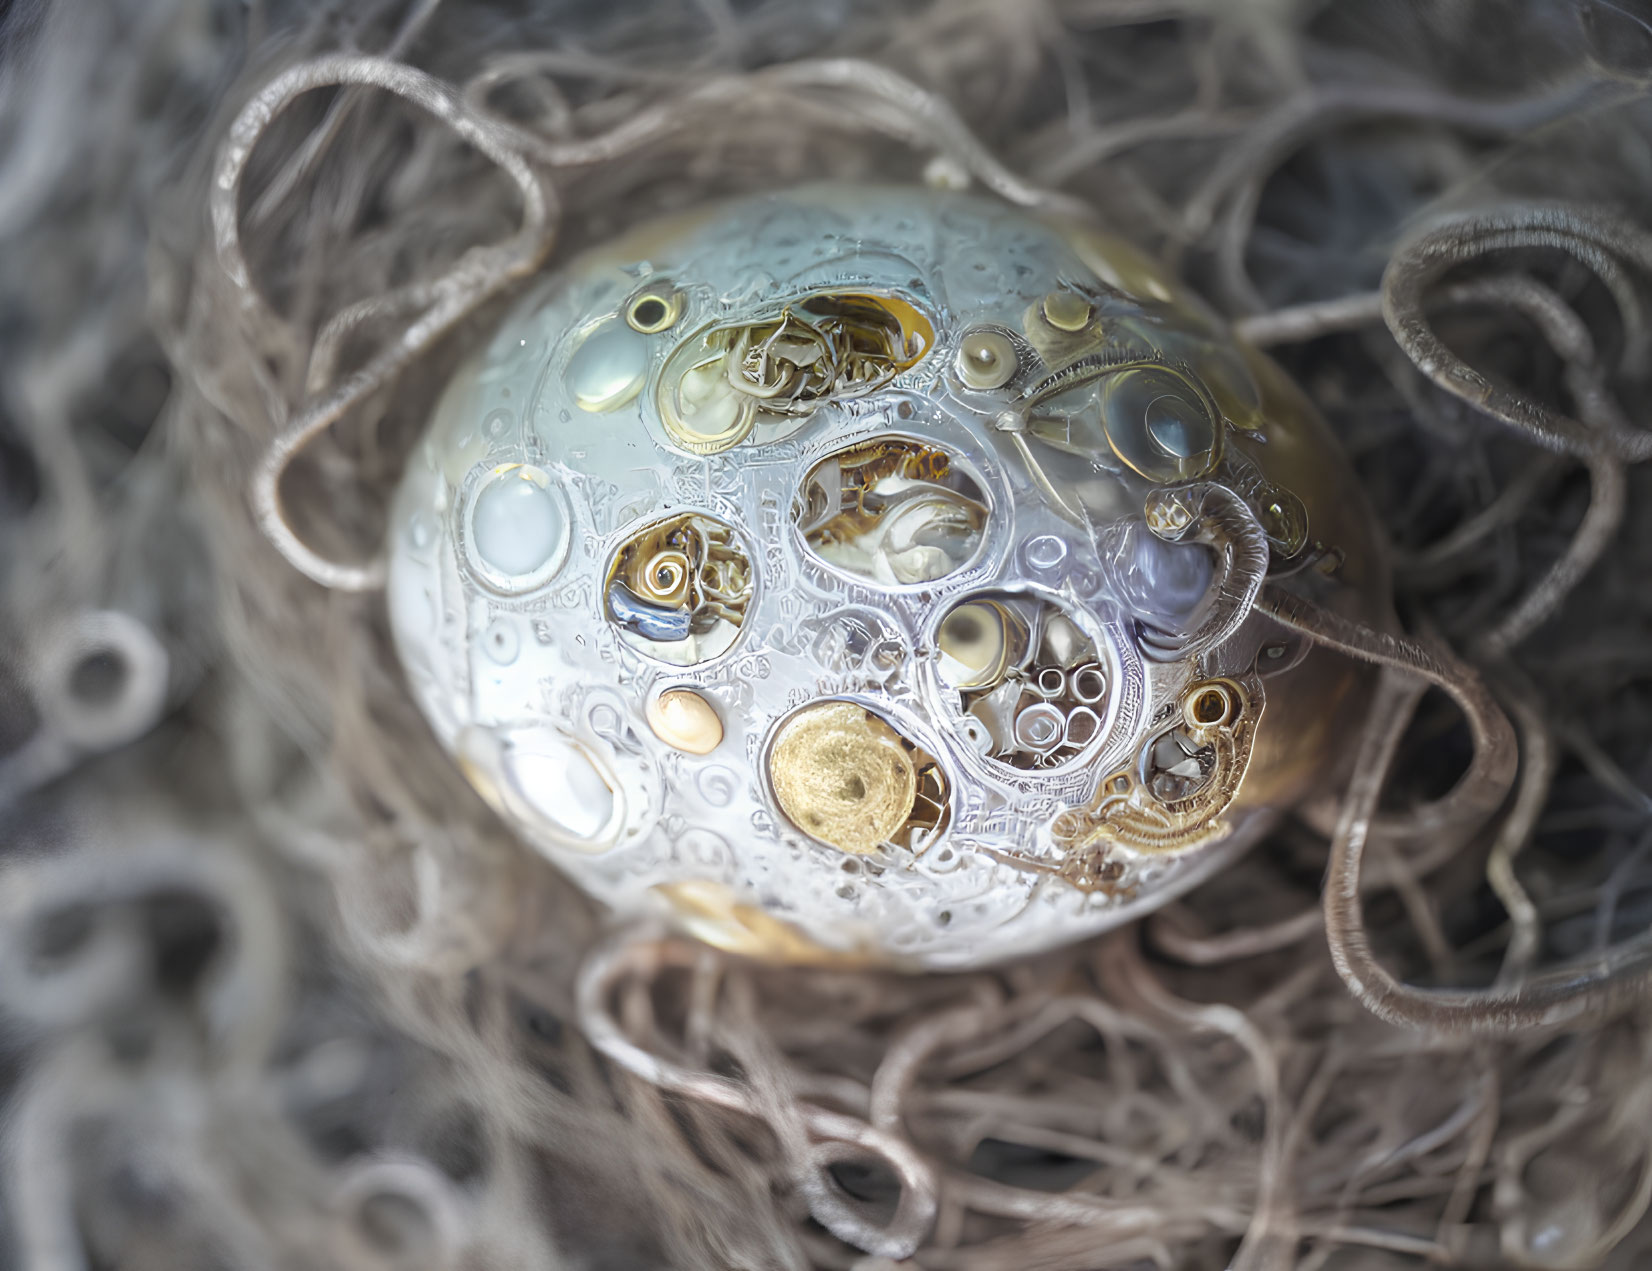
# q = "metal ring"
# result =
<box><xmin>1012</xmin><ymin>703</ymin><xmax>1065</xmax><ymax>753</ymax></box>
<box><xmin>1033</xmin><ymin>666</ymin><xmax>1067</xmax><ymax>699</ymax></box>
<box><xmin>1070</xmin><ymin>664</ymin><xmax>1107</xmax><ymax>704</ymax></box>
<box><xmin>1063</xmin><ymin>706</ymin><xmax>1102</xmax><ymax>748</ymax></box>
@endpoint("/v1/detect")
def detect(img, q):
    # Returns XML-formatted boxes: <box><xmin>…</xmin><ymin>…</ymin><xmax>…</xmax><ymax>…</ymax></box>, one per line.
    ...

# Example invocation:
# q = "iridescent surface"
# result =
<box><xmin>387</xmin><ymin>184</ymin><xmax>1388</xmax><ymax>969</ymax></box>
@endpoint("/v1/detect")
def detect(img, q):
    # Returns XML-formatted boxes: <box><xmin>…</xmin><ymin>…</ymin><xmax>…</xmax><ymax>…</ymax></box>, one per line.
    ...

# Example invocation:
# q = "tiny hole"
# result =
<box><xmin>828</xmin><ymin>1158</ymin><xmax>902</xmax><ymax>1213</ymax></box>
<box><xmin>357</xmin><ymin>1191</ymin><xmax>433</xmax><ymax>1256</ymax></box>
<box><xmin>69</xmin><ymin>648</ymin><xmax>126</xmax><ymax>708</ymax></box>
<box><xmin>1193</xmin><ymin>689</ymin><xmax>1228</xmax><ymax>725</ymax></box>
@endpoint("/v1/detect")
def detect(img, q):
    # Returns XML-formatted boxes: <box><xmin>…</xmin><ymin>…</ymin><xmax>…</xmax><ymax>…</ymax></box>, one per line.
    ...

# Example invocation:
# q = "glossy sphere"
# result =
<box><xmin>387</xmin><ymin>184</ymin><xmax>1389</xmax><ymax>969</ymax></box>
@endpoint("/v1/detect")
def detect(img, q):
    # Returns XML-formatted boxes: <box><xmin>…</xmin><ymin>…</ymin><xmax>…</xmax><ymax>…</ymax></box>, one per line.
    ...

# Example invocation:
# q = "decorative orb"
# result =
<box><xmin>387</xmin><ymin>184</ymin><xmax>1389</xmax><ymax>970</ymax></box>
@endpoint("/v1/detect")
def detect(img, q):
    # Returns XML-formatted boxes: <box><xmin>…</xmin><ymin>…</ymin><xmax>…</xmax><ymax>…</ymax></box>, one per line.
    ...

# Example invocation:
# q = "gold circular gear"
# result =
<box><xmin>769</xmin><ymin>702</ymin><xmax>918</xmax><ymax>855</ymax></box>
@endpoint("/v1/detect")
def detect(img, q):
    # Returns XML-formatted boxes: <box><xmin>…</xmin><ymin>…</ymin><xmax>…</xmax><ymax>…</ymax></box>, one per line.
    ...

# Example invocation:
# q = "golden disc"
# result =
<box><xmin>769</xmin><ymin>702</ymin><xmax>917</xmax><ymax>855</ymax></box>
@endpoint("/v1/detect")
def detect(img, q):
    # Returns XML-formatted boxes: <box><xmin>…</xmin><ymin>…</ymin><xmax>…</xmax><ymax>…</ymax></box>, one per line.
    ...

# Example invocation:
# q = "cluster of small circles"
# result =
<box><xmin>936</xmin><ymin>591</ymin><xmax>1113</xmax><ymax>771</ymax></box>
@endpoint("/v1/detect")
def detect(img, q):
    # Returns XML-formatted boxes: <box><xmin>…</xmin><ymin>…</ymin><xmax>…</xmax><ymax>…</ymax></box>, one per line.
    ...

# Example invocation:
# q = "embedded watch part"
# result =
<box><xmin>387</xmin><ymin>183</ymin><xmax>1390</xmax><ymax>970</ymax></box>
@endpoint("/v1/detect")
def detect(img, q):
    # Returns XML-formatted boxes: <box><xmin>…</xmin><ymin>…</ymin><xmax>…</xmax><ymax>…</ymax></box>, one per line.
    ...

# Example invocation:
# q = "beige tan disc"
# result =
<box><xmin>646</xmin><ymin>687</ymin><xmax>724</xmax><ymax>754</ymax></box>
<box><xmin>769</xmin><ymin>702</ymin><xmax>917</xmax><ymax>855</ymax></box>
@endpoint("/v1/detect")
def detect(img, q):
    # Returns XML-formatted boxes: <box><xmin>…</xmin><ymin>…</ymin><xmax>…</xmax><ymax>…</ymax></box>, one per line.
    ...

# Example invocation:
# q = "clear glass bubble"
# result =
<box><xmin>467</xmin><ymin>465</ymin><xmax>570</xmax><ymax>589</ymax></box>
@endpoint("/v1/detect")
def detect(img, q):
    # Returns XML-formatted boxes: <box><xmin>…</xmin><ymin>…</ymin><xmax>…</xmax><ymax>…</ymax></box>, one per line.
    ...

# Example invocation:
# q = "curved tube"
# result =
<box><xmin>1116</xmin><ymin>483</ymin><xmax>1269</xmax><ymax>660</ymax></box>
<box><xmin>1254</xmin><ymin>583</ymin><xmax>1517</xmax><ymax>848</ymax></box>
<box><xmin>1324</xmin><ymin>668</ymin><xmax>1652</xmax><ymax>1033</ymax></box>
<box><xmin>576</xmin><ymin>932</ymin><xmax>938</xmax><ymax>1258</ymax></box>
<box><xmin>213</xmin><ymin>56</ymin><xmax>560</xmax><ymax>590</ymax></box>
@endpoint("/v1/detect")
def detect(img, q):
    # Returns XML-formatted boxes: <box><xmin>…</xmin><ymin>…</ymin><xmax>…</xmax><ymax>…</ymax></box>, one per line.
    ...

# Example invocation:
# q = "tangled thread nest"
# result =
<box><xmin>6</xmin><ymin>0</ymin><xmax>1652</xmax><ymax>1268</ymax></box>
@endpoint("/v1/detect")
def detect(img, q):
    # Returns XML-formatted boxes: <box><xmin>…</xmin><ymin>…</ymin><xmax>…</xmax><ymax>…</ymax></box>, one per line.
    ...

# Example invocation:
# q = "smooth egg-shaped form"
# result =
<box><xmin>387</xmin><ymin>183</ymin><xmax>1390</xmax><ymax>970</ymax></box>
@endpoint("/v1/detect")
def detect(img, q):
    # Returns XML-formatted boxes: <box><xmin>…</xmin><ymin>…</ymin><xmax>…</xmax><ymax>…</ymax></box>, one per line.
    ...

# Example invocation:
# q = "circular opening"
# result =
<box><xmin>795</xmin><ymin>436</ymin><xmax>990</xmax><ymax>587</ymax></box>
<box><xmin>68</xmin><ymin>648</ymin><xmax>126</xmax><ymax>708</ymax></box>
<box><xmin>1013</xmin><ymin>703</ymin><xmax>1064</xmax><ymax>751</ymax></box>
<box><xmin>656</xmin><ymin>290</ymin><xmax>934</xmax><ymax>454</ymax></box>
<box><xmin>356</xmin><ymin>1190</ymin><xmax>434</xmax><ymax>1257</ymax></box>
<box><xmin>1143</xmin><ymin>726</ymin><xmax>1217</xmax><ymax>802</ymax></box>
<box><xmin>42</xmin><ymin>611</ymin><xmax>170</xmax><ymax>749</ymax></box>
<box><xmin>956</xmin><ymin>328</ymin><xmax>1018</xmax><ymax>390</ymax></box>
<box><xmin>626</xmin><ymin>285</ymin><xmax>683</xmax><ymax>334</ymax></box>
<box><xmin>827</xmin><ymin>1155</ymin><xmax>902</xmax><ymax>1221</ymax></box>
<box><xmin>1189</xmin><ymin>684</ymin><xmax>1234</xmax><ymax>727</ymax></box>
<box><xmin>1065</xmin><ymin>706</ymin><xmax>1102</xmax><ymax>747</ymax></box>
<box><xmin>604</xmin><ymin>512</ymin><xmax>753</xmax><ymax>666</ymax></box>
<box><xmin>1071</xmin><ymin>665</ymin><xmax>1107</xmax><ymax>704</ymax></box>
<box><xmin>1100</xmin><ymin>365</ymin><xmax>1219</xmax><ymax>482</ymax></box>
<box><xmin>933</xmin><ymin>591</ymin><xmax>1110</xmax><ymax>772</ymax></box>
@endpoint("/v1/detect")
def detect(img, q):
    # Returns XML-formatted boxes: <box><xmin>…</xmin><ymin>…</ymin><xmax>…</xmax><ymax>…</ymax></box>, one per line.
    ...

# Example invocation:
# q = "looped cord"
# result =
<box><xmin>1382</xmin><ymin>202</ymin><xmax>1652</xmax><ymax>463</ymax></box>
<box><xmin>219</xmin><ymin>54</ymin><xmax>1087</xmax><ymax>590</ymax></box>
<box><xmin>1325</xmin><ymin>667</ymin><xmax>1652</xmax><ymax>1033</ymax></box>
<box><xmin>1254</xmin><ymin>584</ymin><xmax>1518</xmax><ymax>849</ymax></box>
<box><xmin>212</xmin><ymin>55</ymin><xmax>561</xmax><ymax>590</ymax></box>
<box><xmin>575</xmin><ymin>932</ymin><xmax>939</xmax><ymax>1259</ymax></box>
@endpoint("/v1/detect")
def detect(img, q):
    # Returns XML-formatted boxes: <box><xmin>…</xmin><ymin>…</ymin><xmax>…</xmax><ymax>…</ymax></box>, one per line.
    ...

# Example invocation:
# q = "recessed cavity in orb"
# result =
<box><xmin>625</xmin><ymin>283</ymin><xmax>684</xmax><ymax>334</ymax></box>
<box><xmin>1100</xmin><ymin>365</ymin><xmax>1219</xmax><ymax>482</ymax></box>
<box><xmin>656</xmin><ymin>289</ymin><xmax>933</xmax><ymax>456</ymax></box>
<box><xmin>1103</xmin><ymin>518</ymin><xmax>1216</xmax><ymax>631</ymax></box>
<box><xmin>466</xmin><ymin>465</ymin><xmax>571</xmax><ymax>591</ymax></box>
<box><xmin>1142</xmin><ymin>727</ymin><xmax>1217</xmax><ymax>802</ymax></box>
<box><xmin>795</xmin><ymin>437</ymin><xmax>989</xmax><ymax>586</ymax></box>
<box><xmin>935</xmin><ymin>591</ymin><xmax>1109</xmax><ymax>770</ymax></box>
<box><xmin>605</xmin><ymin>513</ymin><xmax>753</xmax><ymax>665</ymax></box>
<box><xmin>956</xmin><ymin>327</ymin><xmax>1018</xmax><ymax>390</ymax></box>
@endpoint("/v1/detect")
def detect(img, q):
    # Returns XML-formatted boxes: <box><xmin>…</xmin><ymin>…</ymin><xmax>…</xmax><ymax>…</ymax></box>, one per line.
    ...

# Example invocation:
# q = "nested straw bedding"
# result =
<box><xmin>3</xmin><ymin>1</ymin><xmax>1652</xmax><ymax>1267</ymax></box>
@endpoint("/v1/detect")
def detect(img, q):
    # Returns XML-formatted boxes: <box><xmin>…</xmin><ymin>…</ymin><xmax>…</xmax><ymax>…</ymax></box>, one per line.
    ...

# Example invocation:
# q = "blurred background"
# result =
<box><xmin>4</xmin><ymin>1</ymin><xmax>1652</xmax><ymax>1267</ymax></box>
